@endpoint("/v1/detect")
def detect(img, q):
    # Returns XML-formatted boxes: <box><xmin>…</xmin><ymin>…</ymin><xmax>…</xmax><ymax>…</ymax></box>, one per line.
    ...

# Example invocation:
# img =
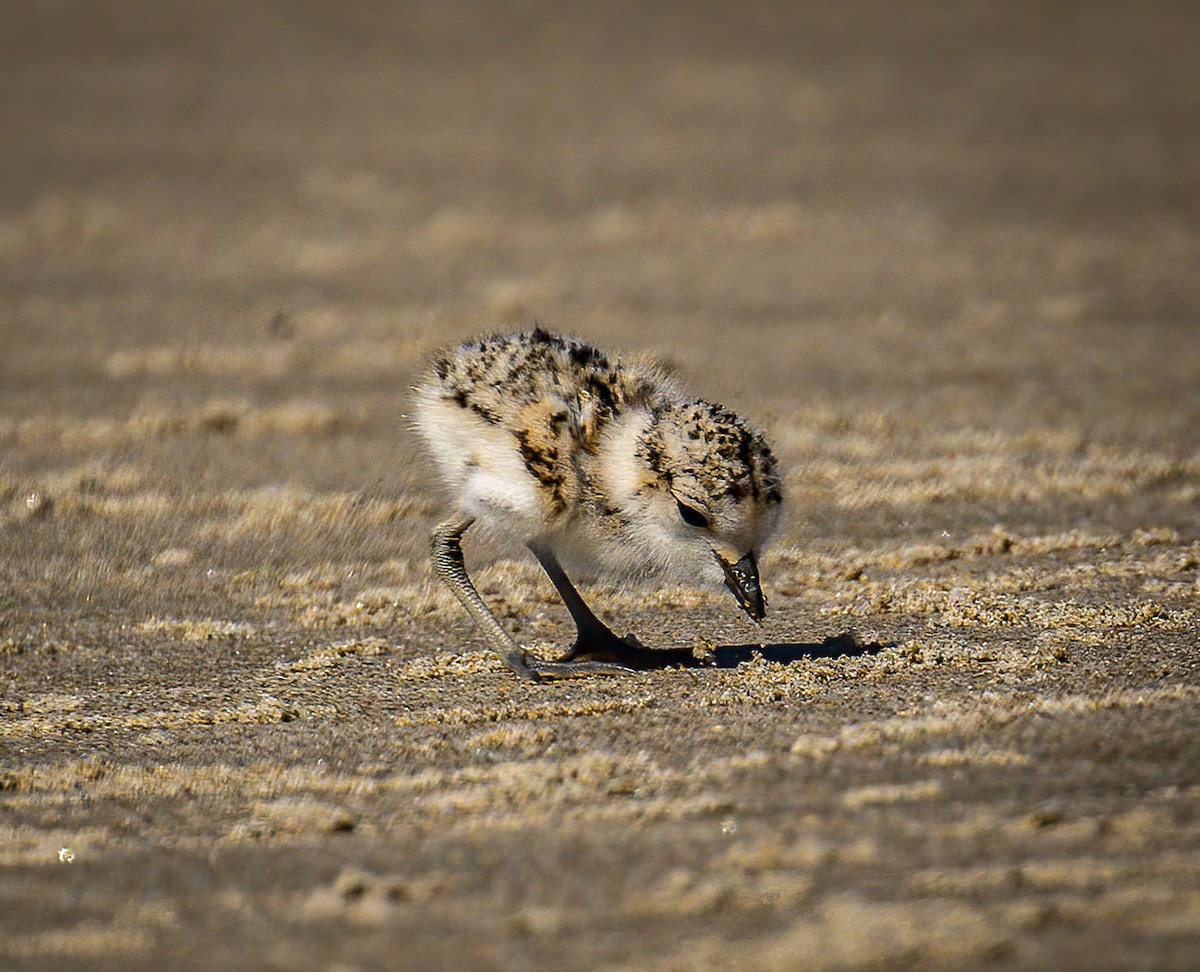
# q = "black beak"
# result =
<box><xmin>714</xmin><ymin>549</ymin><xmax>767</xmax><ymax>622</ymax></box>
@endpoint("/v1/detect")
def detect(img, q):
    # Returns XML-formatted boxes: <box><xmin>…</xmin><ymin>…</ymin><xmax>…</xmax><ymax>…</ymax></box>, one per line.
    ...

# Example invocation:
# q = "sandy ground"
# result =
<box><xmin>2</xmin><ymin>2</ymin><xmax>1199</xmax><ymax>969</ymax></box>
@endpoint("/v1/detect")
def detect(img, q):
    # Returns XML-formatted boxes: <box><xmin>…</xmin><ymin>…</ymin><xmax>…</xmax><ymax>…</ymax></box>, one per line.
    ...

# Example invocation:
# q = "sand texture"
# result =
<box><xmin>2</xmin><ymin>2</ymin><xmax>1199</xmax><ymax>969</ymax></box>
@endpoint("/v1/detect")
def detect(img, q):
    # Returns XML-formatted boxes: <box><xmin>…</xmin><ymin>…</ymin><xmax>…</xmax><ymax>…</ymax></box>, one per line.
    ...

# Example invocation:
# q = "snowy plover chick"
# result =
<box><xmin>413</xmin><ymin>327</ymin><xmax>783</xmax><ymax>681</ymax></box>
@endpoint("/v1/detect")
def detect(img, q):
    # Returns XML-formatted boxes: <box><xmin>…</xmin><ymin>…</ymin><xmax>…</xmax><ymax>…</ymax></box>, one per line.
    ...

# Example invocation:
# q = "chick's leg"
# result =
<box><xmin>526</xmin><ymin>543</ymin><xmax>653</xmax><ymax>666</ymax></box>
<box><xmin>430</xmin><ymin>516</ymin><xmax>633</xmax><ymax>680</ymax></box>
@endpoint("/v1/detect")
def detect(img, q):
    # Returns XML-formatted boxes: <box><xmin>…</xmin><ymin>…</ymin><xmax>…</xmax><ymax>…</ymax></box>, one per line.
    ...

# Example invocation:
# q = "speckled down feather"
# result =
<box><xmin>413</xmin><ymin>327</ymin><xmax>782</xmax><ymax>586</ymax></box>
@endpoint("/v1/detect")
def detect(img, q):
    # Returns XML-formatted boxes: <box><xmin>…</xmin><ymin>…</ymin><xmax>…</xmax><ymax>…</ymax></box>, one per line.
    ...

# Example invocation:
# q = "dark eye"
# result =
<box><xmin>675</xmin><ymin>498</ymin><xmax>710</xmax><ymax>529</ymax></box>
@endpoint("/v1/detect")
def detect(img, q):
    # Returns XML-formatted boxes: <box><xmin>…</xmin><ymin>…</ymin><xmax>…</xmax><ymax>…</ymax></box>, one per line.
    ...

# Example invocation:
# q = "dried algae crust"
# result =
<box><xmin>3</xmin><ymin>389</ymin><xmax>1199</xmax><ymax>969</ymax></box>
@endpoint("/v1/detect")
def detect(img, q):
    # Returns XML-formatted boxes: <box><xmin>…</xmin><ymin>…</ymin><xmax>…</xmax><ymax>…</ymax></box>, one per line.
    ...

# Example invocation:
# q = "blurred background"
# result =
<box><xmin>4</xmin><ymin>0</ymin><xmax>1198</xmax><ymax>419</ymax></box>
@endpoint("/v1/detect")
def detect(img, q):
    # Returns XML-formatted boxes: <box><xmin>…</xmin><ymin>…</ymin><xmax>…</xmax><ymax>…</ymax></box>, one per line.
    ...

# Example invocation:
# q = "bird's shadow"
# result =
<box><xmin>706</xmin><ymin>632</ymin><xmax>885</xmax><ymax>668</ymax></box>
<box><xmin>582</xmin><ymin>631</ymin><xmax>885</xmax><ymax>672</ymax></box>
